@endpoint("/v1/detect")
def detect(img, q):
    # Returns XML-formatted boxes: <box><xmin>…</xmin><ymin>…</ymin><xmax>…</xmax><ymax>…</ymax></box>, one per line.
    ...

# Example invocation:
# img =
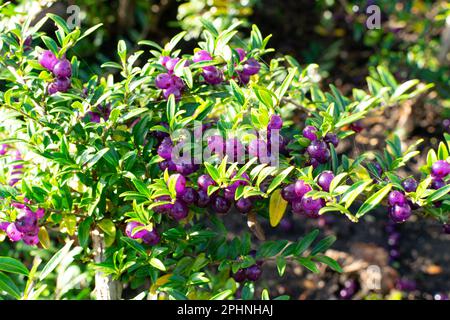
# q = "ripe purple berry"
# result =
<box><xmin>443</xmin><ymin>223</ymin><xmax>450</xmax><ymax>234</ymax></box>
<box><xmin>267</xmin><ymin>115</ymin><xmax>283</xmax><ymax>130</ymax></box>
<box><xmin>303</xmin><ymin>125</ymin><xmax>318</xmax><ymax>141</ymax></box>
<box><xmin>388</xmin><ymin>190</ymin><xmax>407</xmax><ymax>206</ymax></box>
<box><xmin>431</xmin><ymin>160</ymin><xmax>450</xmax><ymax>179</ymax></box>
<box><xmin>233</xmin><ymin>268</ymin><xmax>247</xmax><ymax>282</ymax></box>
<box><xmin>324</xmin><ymin>133</ymin><xmax>339</xmax><ymax>147</ymax></box>
<box><xmin>242</xmin><ymin>58</ymin><xmax>261</xmax><ymax>76</ymax></box>
<box><xmin>54</xmin><ymin>77</ymin><xmax>71</xmax><ymax>92</ymax></box>
<box><xmin>245</xmin><ymin>264</ymin><xmax>262</xmax><ymax>281</ymax></box>
<box><xmin>235</xmin><ymin>48</ymin><xmax>246</xmax><ymax>61</ymax></box>
<box><xmin>306</xmin><ymin>140</ymin><xmax>330</xmax><ymax>163</ymax></box>
<box><xmin>125</xmin><ymin>221</ymin><xmax>148</xmax><ymax>239</ymax></box>
<box><xmin>180</xmin><ymin>187</ymin><xmax>198</xmax><ymax>204</ymax></box>
<box><xmin>202</xmin><ymin>66</ymin><xmax>223</xmax><ymax>85</ymax></box>
<box><xmin>170</xmin><ymin>200</ymin><xmax>189</xmax><ymax>221</ymax></box>
<box><xmin>157</xmin><ymin>137</ymin><xmax>173</xmax><ymax>160</ymax></box>
<box><xmin>193</xmin><ymin>50</ymin><xmax>212</xmax><ymax>63</ymax></box>
<box><xmin>389</xmin><ymin>204</ymin><xmax>412</xmax><ymax>223</ymax></box>
<box><xmin>317</xmin><ymin>171</ymin><xmax>335</xmax><ymax>192</ymax></box>
<box><xmin>38</xmin><ymin>50</ymin><xmax>58</xmax><ymax>71</ymax></box>
<box><xmin>236</xmin><ymin>197</ymin><xmax>252</xmax><ymax>213</ymax></box>
<box><xmin>171</xmin><ymin>174</ymin><xmax>186</xmax><ymax>196</ymax></box>
<box><xmin>142</xmin><ymin>228</ymin><xmax>160</xmax><ymax>245</ymax></box>
<box><xmin>402</xmin><ymin>178</ymin><xmax>418</xmax><ymax>193</ymax></box>
<box><xmin>281</xmin><ymin>184</ymin><xmax>297</xmax><ymax>202</ymax></box>
<box><xmin>211</xmin><ymin>196</ymin><xmax>231</xmax><ymax>214</ymax></box>
<box><xmin>431</xmin><ymin>179</ymin><xmax>446</xmax><ymax>190</ymax></box>
<box><xmin>155</xmin><ymin>73</ymin><xmax>172</xmax><ymax>89</ymax></box>
<box><xmin>165</xmin><ymin>58</ymin><xmax>180</xmax><ymax>73</ymax></box>
<box><xmin>52</xmin><ymin>59</ymin><xmax>72</xmax><ymax>78</ymax></box>
<box><xmin>163</xmin><ymin>86</ymin><xmax>181</xmax><ymax>100</ymax></box>
<box><xmin>294</xmin><ymin>180</ymin><xmax>312</xmax><ymax>199</ymax></box>
<box><xmin>196</xmin><ymin>189</ymin><xmax>210</xmax><ymax>208</ymax></box>
<box><xmin>198</xmin><ymin>174</ymin><xmax>216</xmax><ymax>191</ymax></box>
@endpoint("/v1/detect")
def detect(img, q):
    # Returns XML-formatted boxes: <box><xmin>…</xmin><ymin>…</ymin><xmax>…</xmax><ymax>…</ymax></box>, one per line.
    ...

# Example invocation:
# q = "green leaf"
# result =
<box><xmin>427</xmin><ymin>185</ymin><xmax>450</xmax><ymax>203</ymax></box>
<box><xmin>340</xmin><ymin>179</ymin><xmax>372</xmax><ymax>209</ymax></box>
<box><xmin>276</xmin><ymin>256</ymin><xmax>286</xmax><ymax>276</ymax></box>
<box><xmin>229</xmin><ymin>79</ymin><xmax>245</xmax><ymax>106</ymax></box>
<box><xmin>0</xmin><ymin>257</ymin><xmax>29</xmax><ymax>276</ymax></box>
<box><xmin>294</xmin><ymin>229</ymin><xmax>319</xmax><ymax>256</ymax></box>
<box><xmin>0</xmin><ymin>272</ymin><xmax>21</xmax><ymax>299</ymax></box>
<box><xmin>275</xmin><ymin>68</ymin><xmax>297</xmax><ymax>101</ymax></box>
<box><xmin>121</xmin><ymin>237</ymin><xmax>147</xmax><ymax>256</ymax></box>
<box><xmin>297</xmin><ymin>257</ymin><xmax>319</xmax><ymax>274</ymax></box>
<box><xmin>150</xmin><ymin>258</ymin><xmax>166</xmax><ymax>271</ymax></box>
<box><xmin>356</xmin><ymin>184</ymin><xmax>392</xmax><ymax>218</ymax></box>
<box><xmin>311</xmin><ymin>236</ymin><xmax>336</xmax><ymax>255</ymax></box>
<box><xmin>78</xmin><ymin>217</ymin><xmax>93</xmax><ymax>249</ymax></box>
<box><xmin>313</xmin><ymin>255</ymin><xmax>343</xmax><ymax>273</ymax></box>
<box><xmin>47</xmin><ymin>13</ymin><xmax>71</xmax><ymax>34</ymax></box>
<box><xmin>266</xmin><ymin>166</ymin><xmax>294</xmax><ymax>194</ymax></box>
<box><xmin>204</xmin><ymin>162</ymin><xmax>220</xmax><ymax>183</ymax></box>
<box><xmin>39</xmin><ymin>240</ymin><xmax>74</xmax><ymax>281</ymax></box>
<box><xmin>210</xmin><ymin>290</ymin><xmax>233</xmax><ymax>300</ymax></box>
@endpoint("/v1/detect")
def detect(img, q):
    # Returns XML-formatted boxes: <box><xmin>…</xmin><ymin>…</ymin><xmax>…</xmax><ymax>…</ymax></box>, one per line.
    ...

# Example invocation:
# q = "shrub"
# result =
<box><xmin>0</xmin><ymin>14</ymin><xmax>448</xmax><ymax>300</ymax></box>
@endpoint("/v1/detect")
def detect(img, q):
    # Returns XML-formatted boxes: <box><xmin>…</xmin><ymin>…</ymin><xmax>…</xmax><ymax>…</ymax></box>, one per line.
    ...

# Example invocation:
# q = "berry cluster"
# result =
<box><xmin>303</xmin><ymin>124</ymin><xmax>339</xmax><ymax>168</ymax></box>
<box><xmin>155</xmin><ymin>56</ymin><xmax>186</xmax><ymax>100</ymax></box>
<box><xmin>281</xmin><ymin>177</ymin><xmax>327</xmax><ymax>218</ymax></box>
<box><xmin>387</xmin><ymin>190</ymin><xmax>413</xmax><ymax>223</ymax></box>
<box><xmin>38</xmin><ymin>50</ymin><xmax>72</xmax><ymax>95</ymax></box>
<box><xmin>193</xmin><ymin>50</ymin><xmax>223</xmax><ymax>85</ymax></box>
<box><xmin>232</xmin><ymin>251</ymin><xmax>263</xmax><ymax>283</ymax></box>
<box><xmin>0</xmin><ymin>202</ymin><xmax>44</xmax><ymax>246</ymax></box>
<box><xmin>430</xmin><ymin>160</ymin><xmax>449</xmax><ymax>193</ymax></box>
<box><xmin>125</xmin><ymin>221</ymin><xmax>160</xmax><ymax>245</ymax></box>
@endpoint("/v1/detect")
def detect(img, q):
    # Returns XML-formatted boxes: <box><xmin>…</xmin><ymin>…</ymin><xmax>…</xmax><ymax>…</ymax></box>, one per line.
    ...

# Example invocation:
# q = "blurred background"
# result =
<box><xmin>0</xmin><ymin>0</ymin><xmax>449</xmax><ymax>300</ymax></box>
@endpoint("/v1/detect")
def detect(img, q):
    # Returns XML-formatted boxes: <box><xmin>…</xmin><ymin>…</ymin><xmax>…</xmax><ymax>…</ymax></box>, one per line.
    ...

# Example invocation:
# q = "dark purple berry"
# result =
<box><xmin>388</xmin><ymin>190</ymin><xmax>407</xmax><ymax>206</ymax></box>
<box><xmin>303</xmin><ymin>125</ymin><xmax>318</xmax><ymax>141</ymax></box>
<box><xmin>242</xmin><ymin>58</ymin><xmax>260</xmax><ymax>76</ymax></box>
<box><xmin>281</xmin><ymin>184</ymin><xmax>297</xmax><ymax>202</ymax></box>
<box><xmin>431</xmin><ymin>179</ymin><xmax>446</xmax><ymax>190</ymax></box>
<box><xmin>38</xmin><ymin>50</ymin><xmax>58</xmax><ymax>71</ymax></box>
<box><xmin>267</xmin><ymin>115</ymin><xmax>283</xmax><ymax>130</ymax></box>
<box><xmin>125</xmin><ymin>221</ymin><xmax>147</xmax><ymax>239</ymax></box>
<box><xmin>211</xmin><ymin>196</ymin><xmax>231</xmax><ymax>214</ymax></box>
<box><xmin>236</xmin><ymin>197</ymin><xmax>252</xmax><ymax>213</ymax></box>
<box><xmin>193</xmin><ymin>50</ymin><xmax>212</xmax><ymax>63</ymax></box>
<box><xmin>169</xmin><ymin>200</ymin><xmax>189</xmax><ymax>221</ymax></box>
<box><xmin>54</xmin><ymin>77</ymin><xmax>71</xmax><ymax>92</ymax></box>
<box><xmin>317</xmin><ymin>171</ymin><xmax>334</xmax><ymax>192</ymax></box>
<box><xmin>324</xmin><ymin>133</ymin><xmax>339</xmax><ymax>147</ymax></box>
<box><xmin>197</xmin><ymin>174</ymin><xmax>216</xmax><ymax>191</ymax></box>
<box><xmin>389</xmin><ymin>204</ymin><xmax>412</xmax><ymax>223</ymax></box>
<box><xmin>431</xmin><ymin>160</ymin><xmax>450</xmax><ymax>179</ymax></box>
<box><xmin>350</xmin><ymin>120</ymin><xmax>363</xmax><ymax>133</ymax></box>
<box><xmin>294</xmin><ymin>180</ymin><xmax>312</xmax><ymax>198</ymax></box>
<box><xmin>157</xmin><ymin>137</ymin><xmax>173</xmax><ymax>160</ymax></box>
<box><xmin>232</xmin><ymin>269</ymin><xmax>247</xmax><ymax>282</ymax></box>
<box><xmin>171</xmin><ymin>174</ymin><xmax>186</xmax><ymax>196</ymax></box>
<box><xmin>180</xmin><ymin>187</ymin><xmax>198</xmax><ymax>204</ymax></box>
<box><xmin>53</xmin><ymin>59</ymin><xmax>72</xmax><ymax>78</ymax></box>
<box><xmin>402</xmin><ymin>178</ymin><xmax>418</xmax><ymax>192</ymax></box>
<box><xmin>142</xmin><ymin>228</ymin><xmax>160</xmax><ymax>245</ymax></box>
<box><xmin>155</xmin><ymin>73</ymin><xmax>172</xmax><ymax>89</ymax></box>
<box><xmin>442</xmin><ymin>223</ymin><xmax>450</xmax><ymax>234</ymax></box>
<box><xmin>196</xmin><ymin>189</ymin><xmax>210</xmax><ymax>208</ymax></box>
<box><xmin>245</xmin><ymin>264</ymin><xmax>262</xmax><ymax>281</ymax></box>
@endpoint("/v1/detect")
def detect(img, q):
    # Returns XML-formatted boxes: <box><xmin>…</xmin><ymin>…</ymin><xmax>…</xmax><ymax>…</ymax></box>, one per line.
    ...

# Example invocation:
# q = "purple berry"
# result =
<box><xmin>442</xmin><ymin>223</ymin><xmax>450</xmax><ymax>234</ymax></box>
<box><xmin>281</xmin><ymin>184</ymin><xmax>297</xmax><ymax>202</ymax></box>
<box><xmin>14</xmin><ymin>210</ymin><xmax>37</xmax><ymax>233</ymax></box>
<box><xmin>142</xmin><ymin>228</ymin><xmax>160</xmax><ymax>245</ymax></box>
<box><xmin>53</xmin><ymin>59</ymin><xmax>72</xmax><ymax>78</ymax></box>
<box><xmin>211</xmin><ymin>196</ymin><xmax>231</xmax><ymax>214</ymax></box>
<box><xmin>291</xmin><ymin>199</ymin><xmax>304</xmax><ymax>215</ymax></box>
<box><xmin>431</xmin><ymin>179</ymin><xmax>446</xmax><ymax>190</ymax></box>
<box><xmin>157</xmin><ymin>137</ymin><xmax>173</xmax><ymax>160</ymax></box>
<box><xmin>242</xmin><ymin>58</ymin><xmax>260</xmax><ymax>76</ymax></box>
<box><xmin>235</xmin><ymin>48</ymin><xmax>246</xmax><ymax>61</ymax></box>
<box><xmin>324</xmin><ymin>133</ymin><xmax>339</xmax><ymax>147</ymax></box>
<box><xmin>236</xmin><ymin>72</ymin><xmax>250</xmax><ymax>85</ymax></box>
<box><xmin>170</xmin><ymin>200</ymin><xmax>189</xmax><ymax>221</ymax></box>
<box><xmin>198</xmin><ymin>174</ymin><xmax>216</xmax><ymax>191</ymax></box>
<box><xmin>193</xmin><ymin>50</ymin><xmax>212</xmax><ymax>63</ymax></box>
<box><xmin>388</xmin><ymin>191</ymin><xmax>407</xmax><ymax>206</ymax></box>
<box><xmin>294</xmin><ymin>180</ymin><xmax>312</xmax><ymax>198</ymax></box>
<box><xmin>6</xmin><ymin>223</ymin><xmax>23</xmax><ymax>242</ymax></box>
<box><xmin>159</xmin><ymin>159</ymin><xmax>177</xmax><ymax>171</ymax></box>
<box><xmin>301</xmin><ymin>196</ymin><xmax>325</xmax><ymax>212</ymax></box>
<box><xmin>233</xmin><ymin>268</ymin><xmax>247</xmax><ymax>282</ymax></box>
<box><xmin>155</xmin><ymin>73</ymin><xmax>172</xmax><ymax>89</ymax></box>
<box><xmin>402</xmin><ymin>178</ymin><xmax>418</xmax><ymax>192</ymax></box>
<box><xmin>163</xmin><ymin>86</ymin><xmax>181</xmax><ymax>100</ymax></box>
<box><xmin>125</xmin><ymin>221</ymin><xmax>147</xmax><ymax>239</ymax></box>
<box><xmin>431</xmin><ymin>160</ymin><xmax>450</xmax><ymax>179</ymax></box>
<box><xmin>350</xmin><ymin>120</ymin><xmax>363</xmax><ymax>133</ymax></box>
<box><xmin>317</xmin><ymin>171</ymin><xmax>335</xmax><ymax>192</ymax></box>
<box><xmin>267</xmin><ymin>115</ymin><xmax>283</xmax><ymax>130</ymax></box>
<box><xmin>47</xmin><ymin>82</ymin><xmax>59</xmax><ymax>95</ymax></box>
<box><xmin>202</xmin><ymin>66</ymin><xmax>223</xmax><ymax>85</ymax></box>
<box><xmin>236</xmin><ymin>197</ymin><xmax>252</xmax><ymax>213</ymax></box>
<box><xmin>303</xmin><ymin>125</ymin><xmax>318</xmax><ymax>141</ymax></box>
<box><xmin>180</xmin><ymin>187</ymin><xmax>198</xmax><ymax>204</ymax></box>
<box><xmin>171</xmin><ymin>174</ymin><xmax>186</xmax><ymax>196</ymax></box>
<box><xmin>306</xmin><ymin>140</ymin><xmax>330</xmax><ymax>163</ymax></box>
<box><xmin>389</xmin><ymin>204</ymin><xmax>412</xmax><ymax>223</ymax></box>
<box><xmin>54</xmin><ymin>77</ymin><xmax>71</xmax><ymax>92</ymax></box>
<box><xmin>153</xmin><ymin>196</ymin><xmax>173</xmax><ymax>214</ymax></box>
<box><xmin>245</xmin><ymin>264</ymin><xmax>262</xmax><ymax>281</ymax></box>
<box><xmin>165</xmin><ymin>58</ymin><xmax>180</xmax><ymax>73</ymax></box>
<box><xmin>196</xmin><ymin>189</ymin><xmax>210</xmax><ymax>208</ymax></box>
<box><xmin>38</xmin><ymin>50</ymin><xmax>58</xmax><ymax>71</ymax></box>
